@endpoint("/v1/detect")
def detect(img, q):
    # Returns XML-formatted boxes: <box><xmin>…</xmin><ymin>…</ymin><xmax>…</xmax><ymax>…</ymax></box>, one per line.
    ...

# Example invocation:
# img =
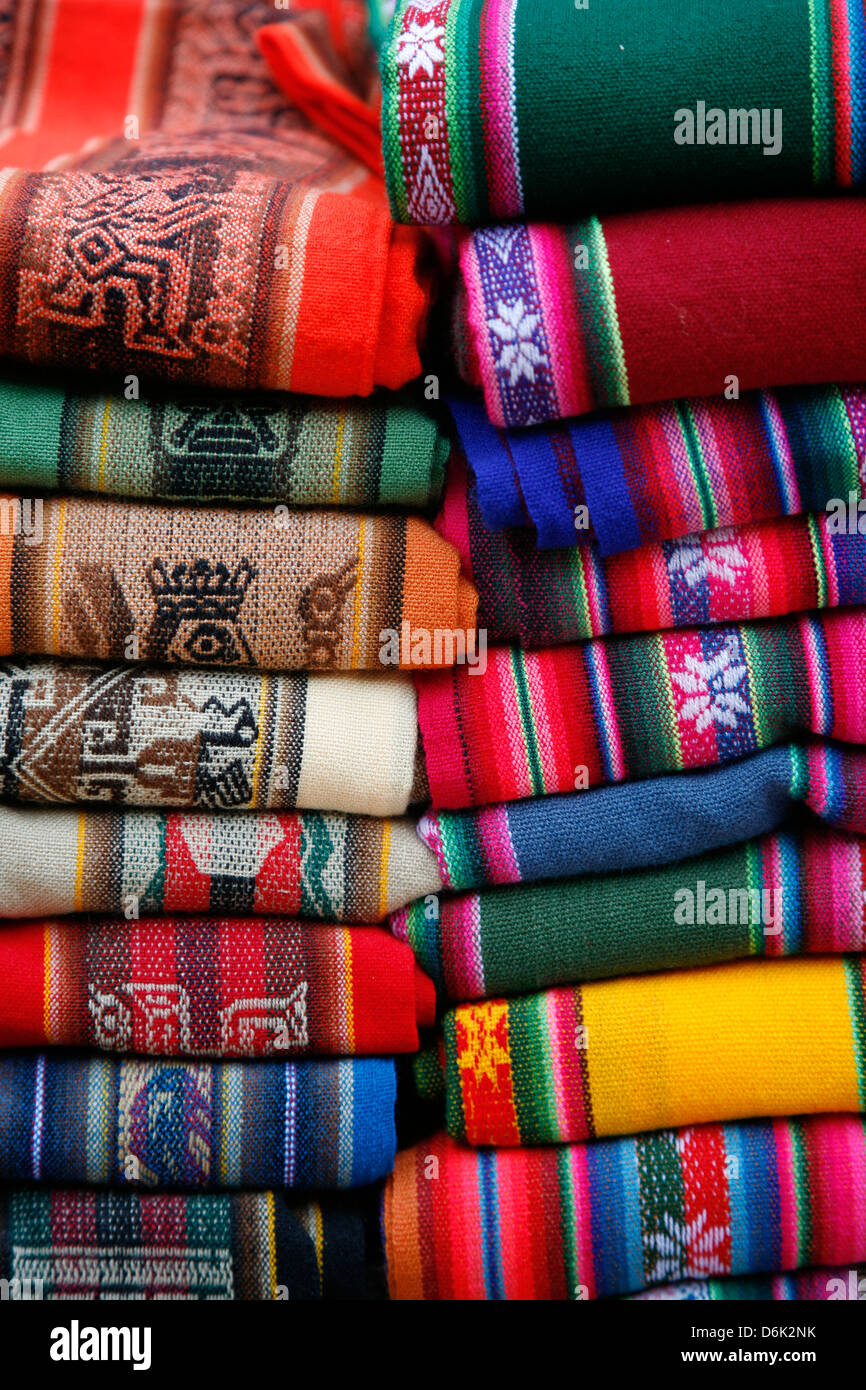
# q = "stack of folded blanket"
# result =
<box><xmin>1</xmin><ymin>0</ymin><xmax>865</xmax><ymax>1306</ymax></box>
<box><xmin>375</xmin><ymin>0</ymin><xmax>866</xmax><ymax>1302</ymax></box>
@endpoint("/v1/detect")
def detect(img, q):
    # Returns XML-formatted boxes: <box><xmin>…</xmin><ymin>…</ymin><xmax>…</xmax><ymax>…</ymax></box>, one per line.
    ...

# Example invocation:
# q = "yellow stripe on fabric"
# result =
<box><xmin>42</xmin><ymin>922</ymin><xmax>52</xmax><ymax>1043</ymax></box>
<box><xmin>342</xmin><ymin>927</ymin><xmax>355</xmax><ymax>1054</ymax></box>
<box><xmin>97</xmin><ymin>397</ymin><xmax>113</xmax><ymax>493</ymax></box>
<box><xmin>249</xmin><ymin>674</ymin><xmax>270</xmax><ymax>809</ymax></box>
<box><xmin>350</xmin><ymin>516</ymin><xmax>366</xmax><ymax>670</ymax></box>
<box><xmin>582</xmin><ymin>958</ymin><xmax>861</xmax><ymax>1138</ymax></box>
<box><xmin>585</xmin><ymin>217</ymin><xmax>630</xmax><ymax>408</ymax></box>
<box><xmin>265</xmin><ymin>1192</ymin><xmax>278</xmax><ymax>1297</ymax></box>
<box><xmin>806</xmin><ymin>512</ymin><xmax>829</xmax><ymax>608</ymax></box>
<box><xmin>331</xmin><ymin>409</ymin><xmax>347</xmax><ymax>505</ymax></box>
<box><xmin>378</xmin><ymin>820</ymin><xmax>392</xmax><ymax>919</ymax></box>
<box><xmin>73</xmin><ymin>811</ymin><xmax>87</xmax><ymax>913</ymax></box>
<box><xmin>51</xmin><ymin>497</ymin><xmax>66</xmax><ymax>653</ymax></box>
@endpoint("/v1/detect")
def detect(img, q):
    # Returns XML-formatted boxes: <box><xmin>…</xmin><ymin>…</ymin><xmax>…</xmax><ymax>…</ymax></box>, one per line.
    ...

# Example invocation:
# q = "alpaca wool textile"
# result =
<box><xmin>384</xmin><ymin>1119</ymin><xmax>866</xmax><ymax>1300</ymax></box>
<box><xmin>439</xmin><ymin>455</ymin><xmax>866</xmax><ymax>647</ymax></box>
<box><xmin>0</xmin><ymin>375</ymin><xmax>448</xmax><ymax>510</ymax></box>
<box><xmin>418</xmin><ymin>743</ymin><xmax>866</xmax><ymax>892</ymax></box>
<box><xmin>0</xmin><ymin>804</ymin><xmax>440</xmax><ymax>921</ymax></box>
<box><xmin>415</xmin><ymin>608</ymin><xmax>866</xmax><ymax>810</ymax></box>
<box><xmin>0</xmin><ymin>1187</ymin><xmax>379</xmax><ymax>1299</ymax></box>
<box><xmin>441</xmin><ymin>957</ymin><xmax>866</xmax><ymax>1146</ymax></box>
<box><xmin>0</xmin><ymin>126</ymin><xmax>432</xmax><ymax>398</ymax></box>
<box><xmin>0</xmin><ymin>1053</ymin><xmax>397</xmax><ymax>1189</ymax></box>
<box><xmin>632</xmin><ymin>1267</ymin><xmax>866</xmax><ymax>1302</ymax></box>
<box><xmin>451</xmin><ymin>386</ymin><xmax>866</xmax><ymax>554</ymax></box>
<box><xmin>458</xmin><ymin>199</ymin><xmax>866</xmax><ymax>429</ymax></box>
<box><xmin>394</xmin><ymin>829</ymin><xmax>866</xmax><ymax>1003</ymax></box>
<box><xmin>382</xmin><ymin>0</ymin><xmax>866</xmax><ymax>226</ymax></box>
<box><xmin>0</xmin><ymin>659</ymin><xmax>418</xmax><ymax>816</ymax></box>
<box><xmin>0</xmin><ymin>494</ymin><xmax>476</xmax><ymax>672</ymax></box>
<box><xmin>0</xmin><ymin>917</ymin><xmax>435</xmax><ymax>1057</ymax></box>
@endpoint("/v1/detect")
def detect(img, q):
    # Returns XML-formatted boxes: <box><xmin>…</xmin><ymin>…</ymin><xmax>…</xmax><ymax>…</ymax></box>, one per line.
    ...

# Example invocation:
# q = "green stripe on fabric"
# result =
<box><xmin>510</xmin><ymin>648</ymin><xmax>546</xmax><ymax>796</ymax></box>
<box><xmin>806</xmin><ymin>511</ymin><xmax>830</xmax><ymax>608</ymax></box>
<box><xmin>556</xmin><ymin>1146</ymin><xmax>581</xmax><ymax>1299</ymax></box>
<box><xmin>790</xmin><ymin>1119</ymin><xmax>815</xmax><ymax>1269</ymax></box>
<box><xmin>568</xmin><ymin>219</ymin><xmax>630</xmax><ymax>409</ymax></box>
<box><xmin>379</xmin><ymin>406</ymin><xmax>443</xmax><ymax>507</ymax></box>
<box><xmin>443</xmin><ymin>1013</ymin><xmax>467</xmax><ymax>1141</ymax></box>
<box><xmin>381</xmin><ymin>1</ymin><xmax>412</xmax><ymax>222</ymax></box>
<box><xmin>678</xmin><ymin>401</ymin><xmax>718</xmax><ymax>532</ymax></box>
<box><xmin>808</xmin><ymin>0</ymin><xmax>836</xmax><ymax>183</ymax></box>
<box><xmin>0</xmin><ymin>379</ymin><xmax>64</xmax><ymax>488</ymax></box>
<box><xmin>446</xmin><ymin>0</ymin><xmax>485</xmax><ymax>226</ymax></box>
<box><xmin>844</xmin><ymin>958</ymin><xmax>866</xmax><ymax>1107</ymax></box>
<box><xmin>510</xmin><ymin>994</ymin><xmax>559</xmax><ymax>1144</ymax></box>
<box><xmin>744</xmin><ymin>839</ymin><xmax>764</xmax><ymax>956</ymax></box>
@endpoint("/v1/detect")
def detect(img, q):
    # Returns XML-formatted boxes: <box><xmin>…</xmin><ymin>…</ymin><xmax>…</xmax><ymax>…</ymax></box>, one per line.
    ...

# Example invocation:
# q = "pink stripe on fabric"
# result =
<box><xmin>445</xmin><ymin>894</ymin><xmax>485</xmax><ymax>1000</ymax></box>
<box><xmin>529</xmin><ymin>223</ymin><xmax>590</xmax><ymax>419</ymax></box>
<box><xmin>800</xmin><ymin>615</ymin><xmax>832</xmax><ymax>737</ymax></box>
<box><xmin>567</xmin><ymin>1143</ymin><xmax>597</xmax><ymax>1300</ymax></box>
<box><xmin>806</xmin><ymin>743</ymin><xmax>831</xmax><ymax>820</ymax></box>
<box><xmin>660</xmin><ymin>403</ymin><xmax>707</xmax><ymax>534</ymax></box>
<box><xmin>770</xmin><ymin>1119</ymin><xmax>801</xmax><ymax>1271</ymax></box>
<box><xmin>691</xmin><ymin>400</ymin><xmax>737</xmax><ymax>524</ymax></box>
<box><xmin>457</xmin><ymin>234</ymin><xmax>502</xmax><ymax>423</ymax></box>
<box><xmin>817</xmin><ymin>512</ymin><xmax>841</xmax><ymax>608</ymax></box>
<box><xmin>520</xmin><ymin>651</ymin><xmax>564</xmax><ymax>796</ymax></box>
<box><xmin>478</xmin><ymin>0</ymin><xmax>523</xmax><ymax>220</ymax></box>
<box><xmin>476</xmin><ymin>804</ymin><xmax>521</xmax><ymax>884</ymax></box>
<box><xmin>581</xmin><ymin>545</ymin><xmax>608</xmax><ymax>638</ymax></box>
<box><xmin>494</xmin><ymin>650</ymin><xmax>537</xmax><ymax>800</ymax></box>
<box><xmin>649</xmin><ymin>543</ymin><xmax>673</xmax><ymax>630</ymax></box>
<box><xmin>415</xmin><ymin>670</ymin><xmax>471</xmax><ymax>809</ymax></box>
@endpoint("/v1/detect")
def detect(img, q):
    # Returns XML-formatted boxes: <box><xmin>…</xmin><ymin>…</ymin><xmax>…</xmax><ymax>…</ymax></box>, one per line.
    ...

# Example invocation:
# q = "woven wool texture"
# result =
<box><xmin>382</xmin><ymin>0</ymin><xmax>866</xmax><ymax>226</ymax></box>
<box><xmin>0</xmin><ymin>917</ymin><xmax>435</xmax><ymax>1057</ymax></box>
<box><xmin>458</xmin><ymin>200</ymin><xmax>866</xmax><ymax>429</ymax></box>
<box><xmin>384</xmin><ymin>1119</ymin><xmax>866</xmax><ymax>1300</ymax></box>
<box><xmin>0</xmin><ymin>659</ymin><xmax>417</xmax><ymax>816</ymax></box>
<box><xmin>419</xmin><ymin>743</ymin><xmax>866</xmax><ymax>892</ymax></box>
<box><xmin>451</xmin><ymin>386</ymin><xmax>866</xmax><ymax>554</ymax></box>
<box><xmin>0</xmin><ymin>1053</ymin><xmax>396</xmax><ymax>1189</ymax></box>
<box><xmin>631</xmin><ymin>1267</ymin><xmax>866</xmax><ymax>1302</ymax></box>
<box><xmin>0</xmin><ymin>1186</ymin><xmax>377</xmax><ymax>1300</ymax></box>
<box><xmin>394</xmin><ymin>829</ymin><xmax>866</xmax><ymax>1003</ymax></box>
<box><xmin>416</xmin><ymin>608</ymin><xmax>866</xmax><ymax>810</ymax></box>
<box><xmin>0</xmin><ymin>495</ymin><xmax>476</xmax><ymax>673</ymax></box>
<box><xmin>0</xmin><ymin>375</ymin><xmax>447</xmax><ymax>509</ymax></box>
<box><xmin>441</xmin><ymin>956</ymin><xmax>866</xmax><ymax>1145</ymax></box>
<box><xmin>440</xmin><ymin>453</ymin><xmax>866</xmax><ymax>647</ymax></box>
<box><xmin>0</xmin><ymin>805</ymin><xmax>440</xmax><ymax>921</ymax></box>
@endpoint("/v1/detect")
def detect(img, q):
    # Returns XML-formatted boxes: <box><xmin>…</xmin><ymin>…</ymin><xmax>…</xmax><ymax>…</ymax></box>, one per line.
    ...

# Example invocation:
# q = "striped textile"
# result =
<box><xmin>0</xmin><ymin>659</ymin><xmax>417</xmax><ymax>817</ymax></box>
<box><xmin>0</xmin><ymin>375</ymin><xmax>447</xmax><ymax>510</ymax></box>
<box><xmin>0</xmin><ymin>805</ymin><xmax>440</xmax><ymax>922</ymax></box>
<box><xmin>384</xmin><ymin>1119</ymin><xmax>866</xmax><ymax>1300</ymax></box>
<box><xmin>450</xmin><ymin>386</ymin><xmax>866</xmax><ymax>554</ymax></box>
<box><xmin>457</xmin><ymin>200</ymin><xmax>866</xmax><ymax>429</ymax></box>
<box><xmin>415</xmin><ymin>608</ymin><xmax>866</xmax><ymax>811</ymax></box>
<box><xmin>0</xmin><ymin>1053</ymin><xmax>396</xmax><ymax>1189</ymax></box>
<box><xmin>441</xmin><ymin>451</ymin><xmax>866</xmax><ymax>647</ymax></box>
<box><xmin>382</xmin><ymin>0</ymin><xmax>866</xmax><ymax>226</ymax></box>
<box><xmin>0</xmin><ymin>494</ymin><xmax>475</xmax><ymax>673</ymax></box>
<box><xmin>0</xmin><ymin>1186</ymin><xmax>379</xmax><ymax>1300</ymax></box>
<box><xmin>632</xmin><ymin>1267</ymin><xmax>866</xmax><ymax>1301</ymax></box>
<box><xmin>393</xmin><ymin>829</ymin><xmax>866</xmax><ymax>1003</ymax></box>
<box><xmin>418</xmin><ymin>743</ymin><xmax>866</xmax><ymax>892</ymax></box>
<box><xmin>441</xmin><ymin>957</ymin><xmax>866</xmax><ymax>1145</ymax></box>
<box><xmin>0</xmin><ymin>917</ymin><xmax>435</xmax><ymax>1058</ymax></box>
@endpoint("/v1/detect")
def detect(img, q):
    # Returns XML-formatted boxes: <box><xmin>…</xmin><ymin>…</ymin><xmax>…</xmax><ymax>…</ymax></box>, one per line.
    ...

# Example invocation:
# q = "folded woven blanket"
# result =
<box><xmin>451</xmin><ymin>386</ymin><xmax>866</xmax><ymax>554</ymax></box>
<box><xmin>0</xmin><ymin>375</ymin><xmax>447</xmax><ymax>509</ymax></box>
<box><xmin>632</xmin><ymin>1267</ymin><xmax>866</xmax><ymax>1302</ymax></box>
<box><xmin>0</xmin><ymin>1053</ymin><xmax>396</xmax><ymax>1188</ymax></box>
<box><xmin>458</xmin><ymin>200</ymin><xmax>866</xmax><ymax>429</ymax></box>
<box><xmin>0</xmin><ymin>917</ymin><xmax>434</xmax><ymax>1057</ymax></box>
<box><xmin>384</xmin><ymin>1118</ymin><xmax>866</xmax><ymax>1300</ymax></box>
<box><xmin>0</xmin><ymin>494</ymin><xmax>475</xmax><ymax>672</ymax></box>
<box><xmin>441</xmin><ymin>956</ymin><xmax>866</xmax><ymax>1145</ymax></box>
<box><xmin>418</xmin><ymin>743</ymin><xmax>866</xmax><ymax>892</ymax></box>
<box><xmin>382</xmin><ymin>0</ymin><xmax>866</xmax><ymax>226</ymax></box>
<box><xmin>395</xmin><ymin>829</ymin><xmax>866</xmax><ymax>1003</ymax></box>
<box><xmin>0</xmin><ymin>659</ymin><xmax>417</xmax><ymax>816</ymax></box>
<box><xmin>0</xmin><ymin>804</ymin><xmax>440</xmax><ymax>921</ymax></box>
<box><xmin>416</xmin><ymin>609</ymin><xmax>866</xmax><ymax>810</ymax></box>
<box><xmin>1</xmin><ymin>124</ymin><xmax>433</xmax><ymax>396</ymax></box>
<box><xmin>0</xmin><ymin>1186</ymin><xmax>379</xmax><ymax>1300</ymax></box>
<box><xmin>441</xmin><ymin>453</ymin><xmax>866</xmax><ymax>646</ymax></box>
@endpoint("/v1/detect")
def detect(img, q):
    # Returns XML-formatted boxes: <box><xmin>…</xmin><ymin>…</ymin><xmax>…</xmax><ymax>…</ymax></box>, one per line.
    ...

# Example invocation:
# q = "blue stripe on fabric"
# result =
<box><xmin>478</xmin><ymin>1150</ymin><xmax>505</xmax><ymax>1299</ymax></box>
<box><xmin>567</xmin><ymin>416</ymin><xmax>643</xmax><ymax>557</ymax></box>
<box><xmin>731</xmin><ymin>1121</ymin><xmax>782</xmax><ymax>1276</ymax></box>
<box><xmin>849</xmin><ymin>0</ymin><xmax>866</xmax><ymax>184</ymax></box>
<box><xmin>351</xmin><ymin>1059</ymin><xmax>398</xmax><ymax>1187</ymax></box>
<box><xmin>506</xmin><ymin>424</ymin><xmax>575</xmax><ymax>549</ymax></box>
<box><xmin>828</xmin><ymin>530</ymin><xmax>866</xmax><ymax>606</ymax></box>
<box><xmin>448</xmin><ymin>397</ymin><xmax>524</xmax><ymax>529</ymax></box>
<box><xmin>587</xmin><ymin>1135</ymin><xmax>636</xmax><ymax>1298</ymax></box>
